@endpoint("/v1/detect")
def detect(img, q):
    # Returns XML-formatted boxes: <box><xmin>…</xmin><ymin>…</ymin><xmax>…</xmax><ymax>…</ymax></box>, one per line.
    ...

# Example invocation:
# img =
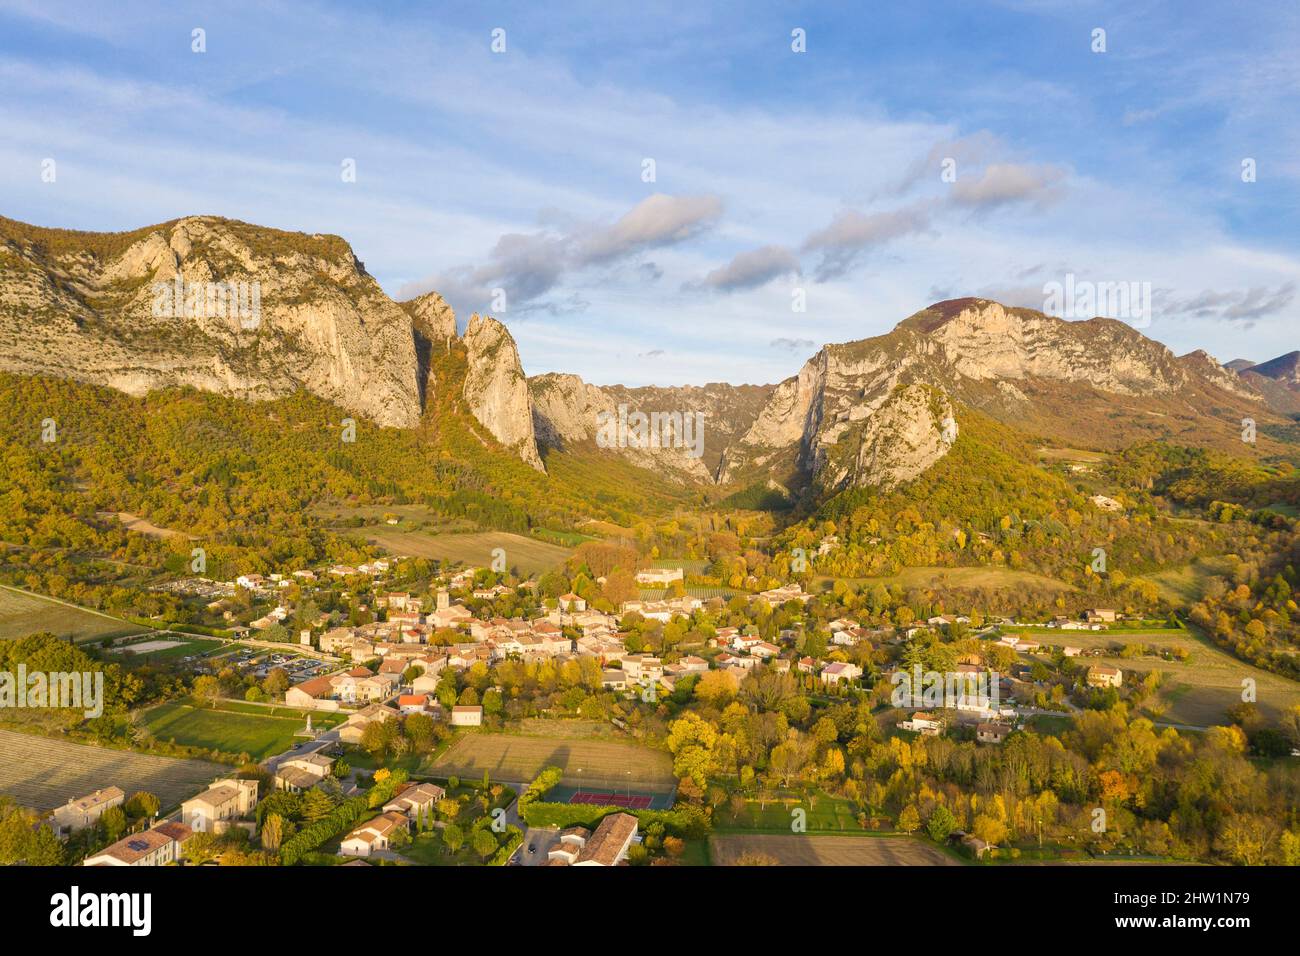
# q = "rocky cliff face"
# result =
<box><xmin>529</xmin><ymin>373</ymin><xmax>771</xmax><ymax>482</ymax></box>
<box><xmin>400</xmin><ymin>289</ymin><xmax>459</xmax><ymax>407</ymax></box>
<box><xmin>719</xmin><ymin>298</ymin><xmax>1274</xmax><ymax>488</ymax></box>
<box><xmin>838</xmin><ymin>384</ymin><xmax>955</xmax><ymax>490</ymax></box>
<box><xmin>403</xmin><ymin>290</ymin><xmax>457</xmax><ymax>344</ymax></box>
<box><xmin>0</xmin><ymin>215</ymin><xmax>422</xmax><ymax>427</ymax></box>
<box><xmin>3</xmin><ymin>213</ymin><xmax>1277</xmax><ymax>495</ymax></box>
<box><xmin>461</xmin><ymin>313</ymin><xmax>544</xmax><ymax>471</ymax></box>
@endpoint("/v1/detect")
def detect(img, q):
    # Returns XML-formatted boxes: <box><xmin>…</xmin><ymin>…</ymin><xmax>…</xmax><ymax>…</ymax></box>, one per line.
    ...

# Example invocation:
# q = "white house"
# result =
<box><xmin>339</xmin><ymin>811</ymin><xmax>410</xmax><ymax>857</ymax></box>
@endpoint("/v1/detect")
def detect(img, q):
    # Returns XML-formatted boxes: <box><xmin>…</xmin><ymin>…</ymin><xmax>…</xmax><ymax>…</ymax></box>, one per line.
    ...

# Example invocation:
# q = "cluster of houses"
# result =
<box><xmin>339</xmin><ymin>782</ymin><xmax>447</xmax><ymax>857</ymax></box>
<box><xmin>1038</xmin><ymin>608</ymin><xmax>1121</xmax><ymax>631</ymax></box>
<box><xmin>900</xmin><ymin>712</ymin><xmax>1015</xmax><ymax>744</ymax></box>
<box><xmin>77</xmin><ymin>776</ymin><xmax>259</xmax><ymax>867</ymax></box>
<box><xmin>273</xmin><ymin>579</ymin><xmax>868</xmax><ymax>711</ymax></box>
<box><xmin>68</xmin><ymin>759</ymin><xmax>637</xmax><ymax>868</ymax></box>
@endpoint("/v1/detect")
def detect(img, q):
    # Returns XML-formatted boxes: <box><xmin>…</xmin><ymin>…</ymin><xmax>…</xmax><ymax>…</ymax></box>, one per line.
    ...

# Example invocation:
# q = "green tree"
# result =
<box><xmin>471</xmin><ymin>827</ymin><xmax>498</xmax><ymax>860</ymax></box>
<box><xmin>926</xmin><ymin>805</ymin><xmax>957</xmax><ymax>843</ymax></box>
<box><xmin>443</xmin><ymin>823</ymin><xmax>466</xmax><ymax>855</ymax></box>
<box><xmin>124</xmin><ymin>791</ymin><xmax>160</xmax><ymax>820</ymax></box>
<box><xmin>263</xmin><ymin>667</ymin><xmax>290</xmax><ymax>698</ymax></box>
<box><xmin>300</xmin><ymin>788</ymin><xmax>336</xmax><ymax>823</ymax></box>
<box><xmin>192</xmin><ymin>674</ymin><xmax>222</xmax><ymax>703</ymax></box>
<box><xmin>101</xmin><ymin>805</ymin><xmax>127</xmax><ymax>843</ymax></box>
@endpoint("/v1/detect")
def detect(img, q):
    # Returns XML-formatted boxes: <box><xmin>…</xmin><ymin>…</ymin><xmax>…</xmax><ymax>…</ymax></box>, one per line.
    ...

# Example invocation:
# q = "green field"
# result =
<box><xmin>1027</xmin><ymin>628</ymin><xmax>1300</xmax><ymax>726</ymax></box>
<box><xmin>1139</xmin><ymin>556</ymin><xmax>1241</xmax><ymax>605</ymax></box>
<box><xmin>359</xmin><ymin>529</ymin><xmax>573</xmax><ymax>575</ymax></box>
<box><xmin>143</xmin><ymin>700</ymin><xmax>346</xmax><ymax>760</ymax></box>
<box><xmin>1025</xmin><ymin>714</ymin><xmax>1074</xmax><ymax>736</ymax></box>
<box><xmin>638</xmin><ymin>585</ymin><xmax>738</xmax><ymax>601</ymax></box>
<box><xmin>651</xmin><ymin>558</ymin><xmax>710</xmax><ymax>573</ymax></box>
<box><xmin>716</xmin><ymin>791</ymin><xmax>863</xmax><ymax>832</ymax></box>
<box><xmin>0</xmin><ymin>585</ymin><xmax>142</xmax><ymax>643</ymax></box>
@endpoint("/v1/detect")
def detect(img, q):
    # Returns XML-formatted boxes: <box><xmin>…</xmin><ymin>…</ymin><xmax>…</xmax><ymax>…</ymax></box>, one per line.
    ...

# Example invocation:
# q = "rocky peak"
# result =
<box><xmin>903</xmin><ymin>298</ymin><xmax>1187</xmax><ymax>395</ymax></box>
<box><xmin>1234</xmin><ymin>350</ymin><xmax>1300</xmax><ymax>415</ymax></box>
<box><xmin>1178</xmin><ymin>349</ymin><xmax>1260</xmax><ymax>399</ymax></box>
<box><xmin>461</xmin><ymin>313</ymin><xmax>544</xmax><ymax>471</ymax></box>
<box><xmin>720</xmin><ymin>297</ymin><xmax>1274</xmax><ymax>489</ymax></box>
<box><xmin>403</xmin><ymin>290</ymin><xmax>457</xmax><ymax>345</ymax></box>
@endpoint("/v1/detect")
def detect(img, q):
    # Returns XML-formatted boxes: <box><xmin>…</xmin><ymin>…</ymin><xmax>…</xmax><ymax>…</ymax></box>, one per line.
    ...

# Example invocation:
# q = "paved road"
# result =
<box><xmin>263</xmin><ymin>726</ymin><xmax>342</xmax><ymax>773</ymax></box>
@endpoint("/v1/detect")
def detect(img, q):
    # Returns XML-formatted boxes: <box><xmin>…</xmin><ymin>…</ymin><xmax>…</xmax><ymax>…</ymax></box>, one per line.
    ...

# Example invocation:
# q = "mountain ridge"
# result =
<box><xmin>2</xmin><ymin>214</ymin><xmax>1292</xmax><ymax>498</ymax></box>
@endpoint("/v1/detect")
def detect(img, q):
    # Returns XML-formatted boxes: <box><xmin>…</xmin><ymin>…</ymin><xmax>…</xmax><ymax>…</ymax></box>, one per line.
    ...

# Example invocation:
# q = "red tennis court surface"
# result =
<box><xmin>568</xmin><ymin>790</ymin><xmax>653</xmax><ymax>809</ymax></box>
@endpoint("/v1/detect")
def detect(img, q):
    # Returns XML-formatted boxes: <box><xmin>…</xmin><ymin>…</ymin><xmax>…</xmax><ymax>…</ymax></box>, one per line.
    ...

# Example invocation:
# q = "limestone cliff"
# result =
<box><xmin>529</xmin><ymin>373</ymin><xmax>770</xmax><ymax>482</ymax></box>
<box><xmin>2</xmin><ymin>213</ymin><xmax>1278</xmax><ymax>494</ymax></box>
<box><xmin>461</xmin><ymin>313</ymin><xmax>544</xmax><ymax>471</ymax></box>
<box><xmin>719</xmin><ymin>298</ymin><xmax>1273</xmax><ymax>487</ymax></box>
<box><xmin>0</xmin><ymin>215</ymin><xmax>421</xmax><ymax>427</ymax></box>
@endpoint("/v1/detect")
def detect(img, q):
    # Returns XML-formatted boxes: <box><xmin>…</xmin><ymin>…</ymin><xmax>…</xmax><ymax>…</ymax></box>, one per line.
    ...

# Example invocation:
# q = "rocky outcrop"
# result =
<box><xmin>462</xmin><ymin>313</ymin><xmax>544</xmax><ymax>471</ymax></box>
<box><xmin>3</xmin><ymin>213</ymin><xmax>1277</xmax><ymax>492</ymax></box>
<box><xmin>0</xmin><ymin>215</ymin><xmax>421</xmax><ymax>427</ymax></box>
<box><xmin>400</xmin><ymin>290</ymin><xmax>459</xmax><ymax>407</ymax></box>
<box><xmin>836</xmin><ymin>384</ymin><xmax>955</xmax><ymax>490</ymax></box>
<box><xmin>529</xmin><ymin>373</ymin><xmax>770</xmax><ymax>482</ymax></box>
<box><xmin>720</xmin><ymin>297</ymin><xmax>1273</xmax><ymax>488</ymax></box>
<box><xmin>403</xmin><ymin>290</ymin><xmax>457</xmax><ymax>344</ymax></box>
<box><xmin>1178</xmin><ymin>349</ymin><xmax>1259</xmax><ymax>400</ymax></box>
<box><xmin>905</xmin><ymin>299</ymin><xmax>1188</xmax><ymax>395</ymax></box>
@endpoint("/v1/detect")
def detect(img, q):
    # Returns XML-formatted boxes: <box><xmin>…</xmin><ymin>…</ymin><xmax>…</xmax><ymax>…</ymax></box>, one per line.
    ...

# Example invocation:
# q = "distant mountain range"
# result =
<box><xmin>1225</xmin><ymin>352</ymin><xmax>1300</xmax><ymax>415</ymax></box>
<box><xmin>2</xmin><ymin>215</ymin><xmax>1293</xmax><ymax>498</ymax></box>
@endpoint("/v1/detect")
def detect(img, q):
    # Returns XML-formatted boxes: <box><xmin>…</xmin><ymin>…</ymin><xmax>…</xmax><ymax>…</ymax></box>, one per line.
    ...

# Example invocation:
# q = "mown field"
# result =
<box><xmin>109</xmin><ymin>636</ymin><xmax>226</xmax><ymax>661</ymax></box>
<box><xmin>709</xmin><ymin>833</ymin><xmax>962</xmax><ymax>866</ymax></box>
<box><xmin>98</xmin><ymin>511</ymin><xmax>192</xmax><ymax>540</ymax></box>
<box><xmin>143</xmin><ymin>700</ymin><xmax>346</xmax><ymax>761</ymax></box>
<box><xmin>1026</xmin><ymin>628</ymin><xmax>1300</xmax><ymax>725</ymax></box>
<box><xmin>818</xmin><ymin>565</ymin><xmax>1074</xmax><ymax>593</ymax></box>
<box><xmin>716</xmin><ymin>791</ymin><xmax>862</xmax><ymax>831</ymax></box>
<box><xmin>1138</xmin><ymin>556</ymin><xmax>1240</xmax><ymax>605</ymax></box>
<box><xmin>359</xmin><ymin>529</ymin><xmax>573</xmax><ymax>574</ymax></box>
<box><xmin>1035</xmin><ymin>446</ymin><xmax>1107</xmax><ymax>463</ymax></box>
<box><xmin>638</xmin><ymin>585</ymin><xmax>737</xmax><ymax>601</ymax></box>
<box><xmin>0</xmin><ymin>585</ymin><xmax>141</xmax><ymax>643</ymax></box>
<box><xmin>429</xmin><ymin>731</ymin><xmax>675</xmax><ymax>790</ymax></box>
<box><xmin>0</xmin><ymin>728</ymin><xmax>222</xmax><ymax>811</ymax></box>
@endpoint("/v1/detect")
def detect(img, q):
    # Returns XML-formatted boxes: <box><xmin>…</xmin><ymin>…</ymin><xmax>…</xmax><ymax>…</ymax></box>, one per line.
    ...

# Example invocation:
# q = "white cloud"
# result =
<box><xmin>695</xmin><ymin>245</ymin><xmax>800</xmax><ymax>292</ymax></box>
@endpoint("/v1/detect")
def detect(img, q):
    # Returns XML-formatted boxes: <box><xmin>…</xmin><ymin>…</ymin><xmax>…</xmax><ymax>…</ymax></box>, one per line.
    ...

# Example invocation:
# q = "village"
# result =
<box><xmin>43</xmin><ymin>551</ymin><xmax>1155</xmax><ymax>868</ymax></box>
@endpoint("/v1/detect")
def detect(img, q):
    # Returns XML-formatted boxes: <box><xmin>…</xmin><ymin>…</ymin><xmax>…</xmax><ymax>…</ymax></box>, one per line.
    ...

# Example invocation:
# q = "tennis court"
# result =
<box><xmin>569</xmin><ymin>789</ymin><xmax>652</xmax><ymax>809</ymax></box>
<box><xmin>549</xmin><ymin>784</ymin><xmax>673</xmax><ymax>810</ymax></box>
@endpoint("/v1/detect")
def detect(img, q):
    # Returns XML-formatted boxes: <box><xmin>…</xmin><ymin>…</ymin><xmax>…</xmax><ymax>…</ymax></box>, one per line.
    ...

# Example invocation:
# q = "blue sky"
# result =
<box><xmin>1</xmin><ymin>0</ymin><xmax>1296</xmax><ymax>385</ymax></box>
